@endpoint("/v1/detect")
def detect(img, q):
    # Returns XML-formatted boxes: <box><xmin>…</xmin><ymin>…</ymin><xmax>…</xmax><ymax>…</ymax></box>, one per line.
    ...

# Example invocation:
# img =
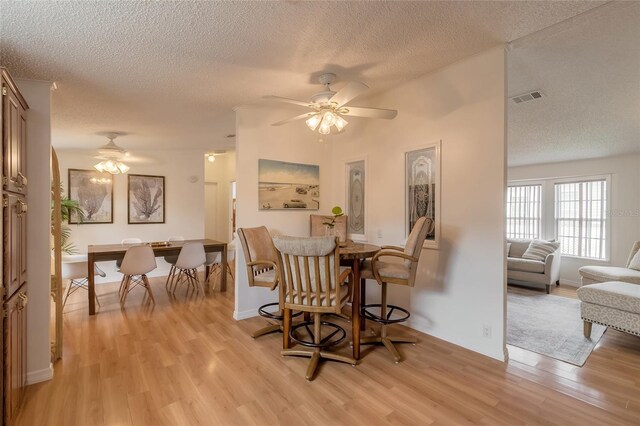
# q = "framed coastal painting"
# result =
<box><xmin>258</xmin><ymin>159</ymin><xmax>320</xmax><ymax>210</ymax></box>
<box><xmin>405</xmin><ymin>141</ymin><xmax>441</xmax><ymax>249</ymax></box>
<box><xmin>68</xmin><ymin>169</ymin><xmax>113</xmax><ymax>224</ymax></box>
<box><xmin>128</xmin><ymin>174</ymin><xmax>165</xmax><ymax>224</ymax></box>
<box><xmin>345</xmin><ymin>158</ymin><xmax>366</xmax><ymax>241</ymax></box>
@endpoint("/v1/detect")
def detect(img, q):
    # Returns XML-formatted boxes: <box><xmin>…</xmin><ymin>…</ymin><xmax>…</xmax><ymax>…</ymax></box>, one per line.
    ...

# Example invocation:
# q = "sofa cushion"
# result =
<box><xmin>577</xmin><ymin>281</ymin><xmax>640</xmax><ymax>315</ymax></box>
<box><xmin>507</xmin><ymin>257</ymin><xmax>545</xmax><ymax>274</ymax></box>
<box><xmin>628</xmin><ymin>249</ymin><xmax>640</xmax><ymax>271</ymax></box>
<box><xmin>506</xmin><ymin>239</ymin><xmax>531</xmax><ymax>258</ymax></box>
<box><xmin>578</xmin><ymin>266</ymin><xmax>640</xmax><ymax>285</ymax></box>
<box><xmin>522</xmin><ymin>240</ymin><xmax>559</xmax><ymax>261</ymax></box>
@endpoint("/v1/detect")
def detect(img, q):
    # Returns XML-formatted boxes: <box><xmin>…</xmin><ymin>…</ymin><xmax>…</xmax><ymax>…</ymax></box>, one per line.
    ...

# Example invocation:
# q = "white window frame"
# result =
<box><xmin>553</xmin><ymin>175</ymin><xmax>611</xmax><ymax>262</ymax></box>
<box><xmin>506</xmin><ymin>182</ymin><xmax>544</xmax><ymax>240</ymax></box>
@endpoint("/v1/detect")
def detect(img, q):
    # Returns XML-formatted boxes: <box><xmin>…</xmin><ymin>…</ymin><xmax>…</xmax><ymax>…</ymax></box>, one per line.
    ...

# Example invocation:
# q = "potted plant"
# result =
<box><xmin>51</xmin><ymin>184</ymin><xmax>85</xmax><ymax>254</ymax></box>
<box><xmin>323</xmin><ymin>206</ymin><xmax>345</xmax><ymax>242</ymax></box>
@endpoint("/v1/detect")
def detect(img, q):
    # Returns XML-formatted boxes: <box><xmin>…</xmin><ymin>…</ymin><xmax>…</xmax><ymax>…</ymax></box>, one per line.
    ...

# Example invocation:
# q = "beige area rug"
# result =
<box><xmin>507</xmin><ymin>292</ymin><xmax>606</xmax><ymax>366</ymax></box>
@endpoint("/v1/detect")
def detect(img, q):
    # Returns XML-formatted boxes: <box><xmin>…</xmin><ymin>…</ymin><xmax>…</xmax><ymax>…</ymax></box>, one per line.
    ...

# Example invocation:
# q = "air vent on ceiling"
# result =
<box><xmin>510</xmin><ymin>90</ymin><xmax>544</xmax><ymax>104</ymax></box>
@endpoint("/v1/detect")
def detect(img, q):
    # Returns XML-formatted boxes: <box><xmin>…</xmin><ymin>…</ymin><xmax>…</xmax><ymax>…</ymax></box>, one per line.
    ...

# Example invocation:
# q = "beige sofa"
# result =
<box><xmin>579</xmin><ymin>241</ymin><xmax>640</xmax><ymax>285</ymax></box>
<box><xmin>507</xmin><ymin>238</ymin><xmax>561</xmax><ymax>294</ymax></box>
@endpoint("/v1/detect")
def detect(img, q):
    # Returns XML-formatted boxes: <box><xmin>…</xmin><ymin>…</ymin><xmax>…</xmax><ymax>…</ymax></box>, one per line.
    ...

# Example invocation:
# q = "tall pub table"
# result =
<box><xmin>340</xmin><ymin>243</ymin><xmax>380</xmax><ymax>360</ymax></box>
<box><xmin>87</xmin><ymin>239</ymin><xmax>227</xmax><ymax>315</ymax></box>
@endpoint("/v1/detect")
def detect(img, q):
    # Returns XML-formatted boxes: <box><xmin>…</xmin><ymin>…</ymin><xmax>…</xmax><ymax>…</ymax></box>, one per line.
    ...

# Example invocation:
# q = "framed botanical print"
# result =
<box><xmin>345</xmin><ymin>158</ymin><xmax>366</xmax><ymax>241</ymax></box>
<box><xmin>68</xmin><ymin>169</ymin><xmax>113</xmax><ymax>224</ymax></box>
<box><xmin>405</xmin><ymin>141</ymin><xmax>441</xmax><ymax>249</ymax></box>
<box><xmin>128</xmin><ymin>174</ymin><xmax>165</xmax><ymax>224</ymax></box>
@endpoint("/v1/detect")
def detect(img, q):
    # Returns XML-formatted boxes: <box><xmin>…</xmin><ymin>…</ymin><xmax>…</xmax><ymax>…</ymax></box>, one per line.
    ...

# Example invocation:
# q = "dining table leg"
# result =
<box><xmin>88</xmin><ymin>253</ymin><xmax>96</xmax><ymax>316</ymax></box>
<box><xmin>351</xmin><ymin>258</ymin><xmax>361</xmax><ymax>360</ymax></box>
<box><xmin>220</xmin><ymin>245</ymin><xmax>228</xmax><ymax>292</ymax></box>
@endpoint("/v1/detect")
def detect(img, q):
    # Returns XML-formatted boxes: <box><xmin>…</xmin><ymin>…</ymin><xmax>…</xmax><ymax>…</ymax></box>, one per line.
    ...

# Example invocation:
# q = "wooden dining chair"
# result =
<box><xmin>238</xmin><ymin>227</ymin><xmax>291</xmax><ymax>338</ymax></box>
<box><xmin>359</xmin><ymin>216</ymin><xmax>431</xmax><ymax>363</ymax></box>
<box><xmin>273</xmin><ymin>235</ymin><xmax>356</xmax><ymax>381</ymax></box>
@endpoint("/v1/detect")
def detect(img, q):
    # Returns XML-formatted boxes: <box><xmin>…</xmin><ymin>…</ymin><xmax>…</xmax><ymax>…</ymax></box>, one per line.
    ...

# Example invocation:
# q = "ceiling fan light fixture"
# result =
<box><xmin>117</xmin><ymin>162</ymin><xmax>130</xmax><ymax>173</ymax></box>
<box><xmin>305</xmin><ymin>114</ymin><xmax>321</xmax><ymax>131</ymax></box>
<box><xmin>318</xmin><ymin>123</ymin><xmax>331</xmax><ymax>135</ymax></box>
<box><xmin>94</xmin><ymin>158</ymin><xmax>129</xmax><ymax>174</ymax></box>
<box><xmin>321</xmin><ymin>111</ymin><xmax>336</xmax><ymax>127</ymax></box>
<box><xmin>334</xmin><ymin>115</ymin><xmax>348</xmax><ymax>131</ymax></box>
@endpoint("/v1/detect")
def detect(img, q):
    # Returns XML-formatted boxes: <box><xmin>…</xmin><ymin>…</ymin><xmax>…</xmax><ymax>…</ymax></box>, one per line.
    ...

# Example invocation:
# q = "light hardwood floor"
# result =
<box><xmin>16</xmin><ymin>278</ymin><xmax>640</xmax><ymax>425</ymax></box>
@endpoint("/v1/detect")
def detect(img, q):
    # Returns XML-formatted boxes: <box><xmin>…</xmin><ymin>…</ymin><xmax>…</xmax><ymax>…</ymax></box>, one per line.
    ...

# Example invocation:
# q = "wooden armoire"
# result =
<box><xmin>0</xmin><ymin>68</ymin><xmax>29</xmax><ymax>425</ymax></box>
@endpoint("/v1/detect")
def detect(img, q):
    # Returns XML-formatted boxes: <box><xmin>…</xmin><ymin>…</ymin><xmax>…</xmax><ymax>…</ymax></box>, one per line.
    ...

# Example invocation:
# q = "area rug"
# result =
<box><xmin>507</xmin><ymin>292</ymin><xmax>606</xmax><ymax>366</ymax></box>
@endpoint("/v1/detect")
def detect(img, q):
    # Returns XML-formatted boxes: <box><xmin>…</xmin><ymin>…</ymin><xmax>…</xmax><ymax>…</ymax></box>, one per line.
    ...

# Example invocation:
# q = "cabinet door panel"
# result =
<box><xmin>3</xmin><ymin>194</ymin><xmax>26</xmax><ymax>297</ymax></box>
<box><xmin>3</xmin><ymin>287</ymin><xmax>27</xmax><ymax>426</ymax></box>
<box><xmin>2</xmin><ymin>79</ymin><xmax>26</xmax><ymax>195</ymax></box>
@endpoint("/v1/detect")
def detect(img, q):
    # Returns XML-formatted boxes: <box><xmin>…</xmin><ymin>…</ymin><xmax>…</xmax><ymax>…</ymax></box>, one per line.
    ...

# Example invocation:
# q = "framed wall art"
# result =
<box><xmin>405</xmin><ymin>141</ymin><xmax>441</xmax><ymax>249</ymax></box>
<box><xmin>258</xmin><ymin>159</ymin><xmax>320</xmax><ymax>210</ymax></box>
<box><xmin>345</xmin><ymin>158</ymin><xmax>366</xmax><ymax>241</ymax></box>
<box><xmin>128</xmin><ymin>174</ymin><xmax>165</xmax><ymax>224</ymax></box>
<box><xmin>68</xmin><ymin>169</ymin><xmax>113</xmax><ymax>224</ymax></box>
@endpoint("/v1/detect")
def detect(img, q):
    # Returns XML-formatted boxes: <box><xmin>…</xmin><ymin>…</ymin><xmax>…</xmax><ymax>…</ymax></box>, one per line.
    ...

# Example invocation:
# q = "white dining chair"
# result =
<box><xmin>205</xmin><ymin>237</ymin><xmax>236</xmax><ymax>288</ymax></box>
<box><xmin>119</xmin><ymin>245</ymin><xmax>157</xmax><ymax>306</ymax></box>
<box><xmin>116</xmin><ymin>238</ymin><xmax>143</xmax><ymax>268</ymax></box>
<box><xmin>61</xmin><ymin>254</ymin><xmax>107</xmax><ymax>309</ymax></box>
<box><xmin>168</xmin><ymin>242</ymin><xmax>206</xmax><ymax>294</ymax></box>
<box><xmin>164</xmin><ymin>236</ymin><xmax>185</xmax><ymax>289</ymax></box>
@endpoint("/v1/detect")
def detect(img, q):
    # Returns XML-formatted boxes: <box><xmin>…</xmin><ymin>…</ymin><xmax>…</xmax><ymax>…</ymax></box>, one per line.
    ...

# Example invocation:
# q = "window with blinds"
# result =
<box><xmin>506</xmin><ymin>185</ymin><xmax>542</xmax><ymax>239</ymax></box>
<box><xmin>555</xmin><ymin>179</ymin><xmax>607</xmax><ymax>259</ymax></box>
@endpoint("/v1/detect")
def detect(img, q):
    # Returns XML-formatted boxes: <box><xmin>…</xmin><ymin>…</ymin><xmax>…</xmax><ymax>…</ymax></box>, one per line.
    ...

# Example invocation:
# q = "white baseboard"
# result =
<box><xmin>26</xmin><ymin>364</ymin><xmax>53</xmax><ymax>385</ymax></box>
<box><xmin>233</xmin><ymin>308</ymin><xmax>259</xmax><ymax>320</ymax></box>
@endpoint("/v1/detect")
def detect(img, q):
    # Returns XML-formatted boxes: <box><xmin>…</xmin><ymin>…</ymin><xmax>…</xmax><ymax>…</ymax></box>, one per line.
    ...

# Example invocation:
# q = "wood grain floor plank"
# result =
<box><xmin>14</xmin><ymin>279</ymin><xmax>640</xmax><ymax>425</ymax></box>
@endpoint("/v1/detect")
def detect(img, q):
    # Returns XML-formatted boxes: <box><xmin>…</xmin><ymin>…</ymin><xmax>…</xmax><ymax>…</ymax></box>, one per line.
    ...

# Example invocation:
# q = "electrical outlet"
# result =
<box><xmin>482</xmin><ymin>325</ymin><xmax>492</xmax><ymax>339</ymax></box>
<box><xmin>377</xmin><ymin>229</ymin><xmax>383</xmax><ymax>239</ymax></box>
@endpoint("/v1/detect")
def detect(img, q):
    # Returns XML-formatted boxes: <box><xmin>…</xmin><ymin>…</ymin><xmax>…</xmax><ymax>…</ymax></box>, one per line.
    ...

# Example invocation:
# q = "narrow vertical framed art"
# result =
<box><xmin>345</xmin><ymin>157</ymin><xmax>367</xmax><ymax>241</ymax></box>
<box><xmin>405</xmin><ymin>140</ymin><xmax>441</xmax><ymax>249</ymax></box>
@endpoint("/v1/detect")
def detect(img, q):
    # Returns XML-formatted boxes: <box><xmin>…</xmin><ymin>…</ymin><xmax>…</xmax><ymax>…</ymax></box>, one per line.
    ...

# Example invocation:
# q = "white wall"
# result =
<box><xmin>234</xmin><ymin>106</ymin><xmax>334</xmax><ymax>319</ymax></box>
<box><xmin>508</xmin><ymin>154</ymin><xmax>640</xmax><ymax>285</ymax></box>
<box><xmin>57</xmin><ymin>150</ymin><xmax>205</xmax><ymax>283</ymax></box>
<box><xmin>16</xmin><ymin>79</ymin><xmax>53</xmax><ymax>384</ymax></box>
<box><xmin>329</xmin><ymin>47</ymin><xmax>507</xmax><ymax>361</ymax></box>
<box><xmin>234</xmin><ymin>46</ymin><xmax>507</xmax><ymax>361</ymax></box>
<box><xmin>204</xmin><ymin>151</ymin><xmax>236</xmax><ymax>242</ymax></box>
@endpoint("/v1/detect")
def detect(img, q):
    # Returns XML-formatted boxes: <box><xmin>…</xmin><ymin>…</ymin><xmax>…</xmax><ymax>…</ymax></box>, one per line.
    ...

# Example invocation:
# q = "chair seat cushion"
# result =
<box><xmin>577</xmin><ymin>281</ymin><xmax>640</xmax><ymax>315</ymax></box>
<box><xmin>361</xmin><ymin>260</ymin><xmax>410</xmax><ymax>280</ymax></box>
<box><xmin>507</xmin><ymin>257</ymin><xmax>545</xmax><ymax>274</ymax></box>
<box><xmin>254</xmin><ymin>269</ymin><xmax>277</xmax><ymax>285</ymax></box>
<box><xmin>578</xmin><ymin>266</ymin><xmax>640</xmax><ymax>285</ymax></box>
<box><xmin>288</xmin><ymin>283</ymin><xmax>349</xmax><ymax>306</ymax></box>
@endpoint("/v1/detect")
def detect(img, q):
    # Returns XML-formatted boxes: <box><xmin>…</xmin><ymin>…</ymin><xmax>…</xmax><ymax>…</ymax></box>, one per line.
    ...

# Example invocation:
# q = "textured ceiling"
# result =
<box><xmin>508</xmin><ymin>2</ymin><xmax>640</xmax><ymax>166</ymax></box>
<box><xmin>0</xmin><ymin>1</ymin><xmax>605</xmax><ymax>152</ymax></box>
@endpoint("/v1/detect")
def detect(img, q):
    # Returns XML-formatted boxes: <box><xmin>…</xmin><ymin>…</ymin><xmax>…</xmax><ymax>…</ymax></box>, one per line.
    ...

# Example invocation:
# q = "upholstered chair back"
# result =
<box><xmin>273</xmin><ymin>235</ymin><xmax>345</xmax><ymax>313</ymax></box>
<box><xmin>238</xmin><ymin>226</ymin><xmax>278</xmax><ymax>288</ymax></box>
<box><xmin>627</xmin><ymin>241</ymin><xmax>640</xmax><ymax>268</ymax></box>
<box><xmin>404</xmin><ymin>216</ymin><xmax>431</xmax><ymax>286</ymax></box>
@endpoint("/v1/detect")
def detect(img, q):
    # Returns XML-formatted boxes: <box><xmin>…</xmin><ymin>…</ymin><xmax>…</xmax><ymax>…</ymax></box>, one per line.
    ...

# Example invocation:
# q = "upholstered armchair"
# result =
<box><xmin>579</xmin><ymin>241</ymin><xmax>640</xmax><ymax>285</ymax></box>
<box><xmin>360</xmin><ymin>216</ymin><xmax>431</xmax><ymax>363</ymax></box>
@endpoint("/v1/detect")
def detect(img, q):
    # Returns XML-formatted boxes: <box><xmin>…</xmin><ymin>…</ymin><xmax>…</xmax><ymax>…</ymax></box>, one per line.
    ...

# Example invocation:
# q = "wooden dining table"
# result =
<box><xmin>340</xmin><ymin>242</ymin><xmax>380</xmax><ymax>360</ymax></box>
<box><xmin>86</xmin><ymin>239</ymin><xmax>228</xmax><ymax>315</ymax></box>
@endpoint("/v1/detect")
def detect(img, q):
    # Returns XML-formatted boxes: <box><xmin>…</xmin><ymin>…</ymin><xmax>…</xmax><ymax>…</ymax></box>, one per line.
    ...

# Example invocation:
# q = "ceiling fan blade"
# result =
<box><xmin>330</xmin><ymin>82</ymin><xmax>369</xmax><ymax>108</ymax></box>
<box><xmin>341</xmin><ymin>106</ymin><xmax>398</xmax><ymax>119</ymax></box>
<box><xmin>263</xmin><ymin>95</ymin><xmax>313</xmax><ymax>108</ymax></box>
<box><xmin>271</xmin><ymin>112</ymin><xmax>317</xmax><ymax>126</ymax></box>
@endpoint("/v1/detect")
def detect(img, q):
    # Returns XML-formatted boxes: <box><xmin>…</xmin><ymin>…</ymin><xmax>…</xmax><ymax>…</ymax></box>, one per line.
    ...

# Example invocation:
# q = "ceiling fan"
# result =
<box><xmin>93</xmin><ymin>132</ymin><xmax>131</xmax><ymax>174</ymax></box>
<box><xmin>264</xmin><ymin>73</ymin><xmax>397</xmax><ymax>135</ymax></box>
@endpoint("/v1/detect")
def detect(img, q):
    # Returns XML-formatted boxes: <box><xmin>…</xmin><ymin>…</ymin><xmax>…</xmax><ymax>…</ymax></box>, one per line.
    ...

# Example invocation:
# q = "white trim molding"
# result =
<box><xmin>233</xmin><ymin>307</ymin><xmax>259</xmax><ymax>321</ymax></box>
<box><xmin>26</xmin><ymin>364</ymin><xmax>54</xmax><ymax>385</ymax></box>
